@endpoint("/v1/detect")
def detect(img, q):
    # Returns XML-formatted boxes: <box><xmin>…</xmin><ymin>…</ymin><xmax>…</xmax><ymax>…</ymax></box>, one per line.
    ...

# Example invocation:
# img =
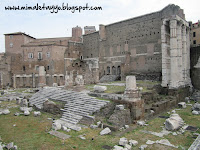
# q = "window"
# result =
<box><xmin>193</xmin><ymin>32</ymin><xmax>196</xmax><ymax>37</ymax></box>
<box><xmin>10</xmin><ymin>43</ymin><xmax>13</xmax><ymax>48</ymax></box>
<box><xmin>23</xmin><ymin>66</ymin><xmax>25</xmax><ymax>71</ymax></box>
<box><xmin>38</xmin><ymin>52</ymin><xmax>42</xmax><ymax>60</ymax></box>
<box><xmin>28</xmin><ymin>53</ymin><xmax>34</xmax><ymax>59</ymax></box>
<box><xmin>47</xmin><ymin>66</ymin><xmax>50</xmax><ymax>70</ymax></box>
<box><xmin>35</xmin><ymin>65</ymin><xmax>39</xmax><ymax>71</ymax></box>
<box><xmin>80</xmin><ymin>56</ymin><xmax>83</xmax><ymax>60</ymax></box>
<box><xmin>46</xmin><ymin>52</ymin><xmax>50</xmax><ymax>58</ymax></box>
<box><xmin>193</xmin><ymin>40</ymin><xmax>196</xmax><ymax>45</ymax></box>
<box><xmin>9</xmin><ymin>35</ymin><xmax>13</xmax><ymax>39</ymax></box>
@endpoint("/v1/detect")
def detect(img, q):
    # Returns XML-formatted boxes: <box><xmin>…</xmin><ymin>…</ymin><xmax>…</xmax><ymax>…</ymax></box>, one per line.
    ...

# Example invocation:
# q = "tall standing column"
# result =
<box><xmin>186</xmin><ymin>27</ymin><xmax>192</xmax><ymax>86</ymax></box>
<box><xmin>161</xmin><ymin>19</ymin><xmax>170</xmax><ymax>87</ymax></box>
<box><xmin>169</xmin><ymin>19</ymin><xmax>180</xmax><ymax>89</ymax></box>
<box><xmin>182</xmin><ymin>25</ymin><xmax>187</xmax><ymax>84</ymax></box>
<box><xmin>177</xmin><ymin>22</ymin><xmax>184</xmax><ymax>86</ymax></box>
<box><xmin>38</xmin><ymin>66</ymin><xmax>46</xmax><ymax>87</ymax></box>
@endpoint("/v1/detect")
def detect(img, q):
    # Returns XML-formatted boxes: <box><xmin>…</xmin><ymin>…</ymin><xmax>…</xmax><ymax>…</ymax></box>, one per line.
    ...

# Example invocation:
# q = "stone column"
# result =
<box><xmin>186</xmin><ymin>27</ymin><xmax>192</xmax><ymax>86</ymax></box>
<box><xmin>13</xmin><ymin>74</ymin><xmax>16</xmax><ymax>89</ymax></box>
<box><xmin>32</xmin><ymin>73</ymin><xmax>35</xmax><ymax>88</ymax></box>
<box><xmin>123</xmin><ymin>76</ymin><xmax>144</xmax><ymax>121</ymax></box>
<box><xmin>161</xmin><ymin>19</ymin><xmax>170</xmax><ymax>87</ymax></box>
<box><xmin>182</xmin><ymin>25</ymin><xmax>187</xmax><ymax>84</ymax></box>
<box><xmin>38</xmin><ymin>66</ymin><xmax>46</xmax><ymax>87</ymax></box>
<box><xmin>169</xmin><ymin>19</ymin><xmax>180</xmax><ymax>89</ymax></box>
<box><xmin>177</xmin><ymin>22</ymin><xmax>184</xmax><ymax>86</ymax></box>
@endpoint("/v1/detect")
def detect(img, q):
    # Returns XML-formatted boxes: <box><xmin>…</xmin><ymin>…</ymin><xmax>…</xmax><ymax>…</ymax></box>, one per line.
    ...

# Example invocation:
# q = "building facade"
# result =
<box><xmin>0</xmin><ymin>4</ymin><xmax>193</xmax><ymax>89</ymax></box>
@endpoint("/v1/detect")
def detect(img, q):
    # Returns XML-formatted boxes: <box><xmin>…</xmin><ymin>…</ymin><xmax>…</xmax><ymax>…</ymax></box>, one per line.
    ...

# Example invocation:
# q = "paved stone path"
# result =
<box><xmin>29</xmin><ymin>87</ymin><xmax>109</xmax><ymax>126</ymax></box>
<box><xmin>48</xmin><ymin>130</ymin><xmax>71</xmax><ymax>139</ymax></box>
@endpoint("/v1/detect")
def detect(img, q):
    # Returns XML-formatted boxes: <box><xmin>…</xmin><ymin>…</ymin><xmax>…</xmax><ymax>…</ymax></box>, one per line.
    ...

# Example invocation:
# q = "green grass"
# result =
<box><xmin>0</xmin><ymin>99</ymin><xmax>199</xmax><ymax>150</ymax></box>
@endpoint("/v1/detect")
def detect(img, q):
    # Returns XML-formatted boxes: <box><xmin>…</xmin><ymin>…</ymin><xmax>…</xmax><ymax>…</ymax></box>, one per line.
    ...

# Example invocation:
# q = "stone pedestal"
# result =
<box><xmin>123</xmin><ymin>76</ymin><xmax>140</xmax><ymax>101</ymax></box>
<box><xmin>123</xmin><ymin>76</ymin><xmax>144</xmax><ymax>121</ymax></box>
<box><xmin>38</xmin><ymin>66</ymin><xmax>46</xmax><ymax>87</ymax></box>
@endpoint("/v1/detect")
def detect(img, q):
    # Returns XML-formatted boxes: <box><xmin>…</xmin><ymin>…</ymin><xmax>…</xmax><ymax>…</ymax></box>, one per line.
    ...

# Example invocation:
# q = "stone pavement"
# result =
<box><xmin>48</xmin><ymin>130</ymin><xmax>71</xmax><ymax>139</ymax></box>
<box><xmin>29</xmin><ymin>87</ymin><xmax>109</xmax><ymax>126</ymax></box>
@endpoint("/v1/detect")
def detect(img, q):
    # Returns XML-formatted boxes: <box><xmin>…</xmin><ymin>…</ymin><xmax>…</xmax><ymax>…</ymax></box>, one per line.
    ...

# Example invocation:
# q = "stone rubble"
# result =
<box><xmin>129</xmin><ymin>140</ymin><xmax>138</xmax><ymax>146</ymax></box>
<box><xmin>115</xmin><ymin>105</ymin><xmax>125</xmax><ymax>110</ymax></box>
<box><xmin>178</xmin><ymin>102</ymin><xmax>186</xmax><ymax>109</ymax></box>
<box><xmin>119</xmin><ymin>137</ymin><xmax>128</xmax><ymax>146</ymax></box>
<box><xmin>94</xmin><ymin>85</ymin><xmax>107</xmax><ymax>93</ymax></box>
<box><xmin>142</xmin><ymin>128</ymin><xmax>171</xmax><ymax>137</ymax></box>
<box><xmin>52</xmin><ymin>121</ymin><xmax>62</xmax><ymax>131</ymax></box>
<box><xmin>165</xmin><ymin>113</ymin><xmax>184</xmax><ymax>131</ymax></box>
<box><xmin>100</xmin><ymin>127</ymin><xmax>111</xmax><ymax>135</ymax></box>
<box><xmin>2</xmin><ymin>109</ymin><xmax>10</xmax><ymax>115</ymax></box>
<box><xmin>24</xmin><ymin>110</ymin><xmax>30</xmax><ymax>116</ymax></box>
<box><xmin>139</xmin><ymin>144</ymin><xmax>147</xmax><ymax>150</ymax></box>
<box><xmin>192</xmin><ymin>102</ymin><xmax>200</xmax><ymax>115</ymax></box>
<box><xmin>33</xmin><ymin>111</ymin><xmax>41</xmax><ymax>117</ymax></box>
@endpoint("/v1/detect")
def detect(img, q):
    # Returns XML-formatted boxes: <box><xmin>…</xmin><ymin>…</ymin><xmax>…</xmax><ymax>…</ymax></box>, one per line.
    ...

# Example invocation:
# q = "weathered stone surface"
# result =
<box><xmin>100</xmin><ymin>127</ymin><xmax>111</xmax><ymax>135</ymax></box>
<box><xmin>156</xmin><ymin>139</ymin><xmax>178</xmax><ymax>148</ymax></box>
<box><xmin>192</xmin><ymin>110</ymin><xmax>199</xmax><ymax>115</ymax></box>
<box><xmin>20</xmin><ymin>99</ymin><xmax>28</xmax><ymax>107</ymax></box>
<box><xmin>6</xmin><ymin>142</ymin><xmax>14</xmax><ymax>150</ymax></box>
<box><xmin>142</xmin><ymin>128</ymin><xmax>171</xmax><ymax>137</ymax></box>
<box><xmin>178</xmin><ymin>102</ymin><xmax>186</xmax><ymax>108</ymax></box>
<box><xmin>52</xmin><ymin>122</ymin><xmax>62</xmax><ymax>131</ymax></box>
<box><xmin>165</xmin><ymin>113</ymin><xmax>184</xmax><ymax>131</ymax></box>
<box><xmin>90</xmin><ymin>124</ymin><xmax>98</xmax><ymax>129</ymax></box>
<box><xmin>13</xmin><ymin>145</ymin><xmax>18</xmax><ymax>150</ymax></box>
<box><xmin>125</xmin><ymin>144</ymin><xmax>132</xmax><ymax>150</ymax></box>
<box><xmin>108</xmin><ymin>108</ymin><xmax>131</xmax><ymax>127</ymax></box>
<box><xmin>119</xmin><ymin>137</ymin><xmax>128</xmax><ymax>146</ymax></box>
<box><xmin>137</xmin><ymin>120</ymin><xmax>146</xmax><ymax>126</ymax></box>
<box><xmin>146</xmin><ymin>140</ymin><xmax>155</xmax><ymax>145</ymax></box>
<box><xmin>125</xmin><ymin>125</ymin><xmax>129</xmax><ymax>129</ymax></box>
<box><xmin>43</xmin><ymin>100</ymin><xmax>61</xmax><ymax>114</ymax></box>
<box><xmin>24</xmin><ymin>110</ymin><xmax>30</xmax><ymax>116</ymax></box>
<box><xmin>48</xmin><ymin>130</ymin><xmax>71</xmax><ymax>139</ymax></box>
<box><xmin>2</xmin><ymin>109</ymin><xmax>10</xmax><ymax>115</ymax></box>
<box><xmin>139</xmin><ymin>145</ymin><xmax>147</xmax><ymax>150</ymax></box>
<box><xmin>94</xmin><ymin>85</ymin><xmax>107</xmax><ymax>93</ymax></box>
<box><xmin>20</xmin><ymin>107</ymin><xmax>32</xmax><ymax>112</ymax></box>
<box><xmin>14</xmin><ymin>112</ymin><xmax>20</xmax><ymax>116</ymax></box>
<box><xmin>113</xmin><ymin>145</ymin><xmax>124</xmax><ymax>150</ymax></box>
<box><xmin>192</xmin><ymin>103</ymin><xmax>200</xmax><ymax>111</ymax></box>
<box><xmin>0</xmin><ymin>145</ymin><xmax>3</xmax><ymax>150</ymax></box>
<box><xmin>34</xmin><ymin>111</ymin><xmax>41</xmax><ymax>117</ymax></box>
<box><xmin>115</xmin><ymin>105</ymin><xmax>124</xmax><ymax>110</ymax></box>
<box><xmin>129</xmin><ymin>140</ymin><xmax>138</xmax><ymax>146</ymax></box>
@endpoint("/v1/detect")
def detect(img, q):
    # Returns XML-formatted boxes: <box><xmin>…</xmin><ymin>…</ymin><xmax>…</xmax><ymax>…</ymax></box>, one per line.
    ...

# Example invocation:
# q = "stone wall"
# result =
<box><xmin>82</xmin><ymin>4</ymin><xmax>188</xmax><ymax>87</ymax></box>
<box><xmin>191</xmin><ymin>46</ymin><xmax>200</xmax><ymax>90</ymax></box>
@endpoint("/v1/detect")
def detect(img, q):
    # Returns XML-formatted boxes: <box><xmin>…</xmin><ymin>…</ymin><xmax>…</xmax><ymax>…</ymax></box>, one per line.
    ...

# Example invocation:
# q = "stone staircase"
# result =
<box><xmin>99</xmin><ymin>75</ymin><xmax>119</xmax><ymax>83</ymax></box>
<box><xmin>29</xmin><ymin>87</ymin><xmax>109</xmax><ymax>126</ymax></box>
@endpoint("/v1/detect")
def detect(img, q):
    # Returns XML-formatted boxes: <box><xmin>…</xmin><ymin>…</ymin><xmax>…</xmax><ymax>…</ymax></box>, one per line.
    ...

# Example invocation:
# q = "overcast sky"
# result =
<box><xmin>0</xmin><ymin>0</ymin><xmax>200</xmax><ymax>52</ymax></box>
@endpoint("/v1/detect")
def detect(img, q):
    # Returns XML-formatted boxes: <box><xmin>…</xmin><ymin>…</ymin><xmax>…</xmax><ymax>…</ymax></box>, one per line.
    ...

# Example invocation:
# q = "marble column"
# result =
<box><xmin>161</xmin><ymin>19</ymin><xmax>170</xmax><ymax>87</ymax></box>
<box><xmin>169</xmin><ymin>19</ymin><xmax>179</xmax><ymax>89</ymax></box>
<box><xmin>38</xmin><ymin>66</ymin><xmax>46</xmax><ymax>87</ymax></box>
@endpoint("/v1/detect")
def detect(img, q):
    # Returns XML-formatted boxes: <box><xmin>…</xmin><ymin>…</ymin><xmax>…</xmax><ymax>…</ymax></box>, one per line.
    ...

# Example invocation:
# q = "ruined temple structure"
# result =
<box><xmin>0</xmin><ymin>4</ymin><xmax>192</xmax><ymax>89</ymax></box>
